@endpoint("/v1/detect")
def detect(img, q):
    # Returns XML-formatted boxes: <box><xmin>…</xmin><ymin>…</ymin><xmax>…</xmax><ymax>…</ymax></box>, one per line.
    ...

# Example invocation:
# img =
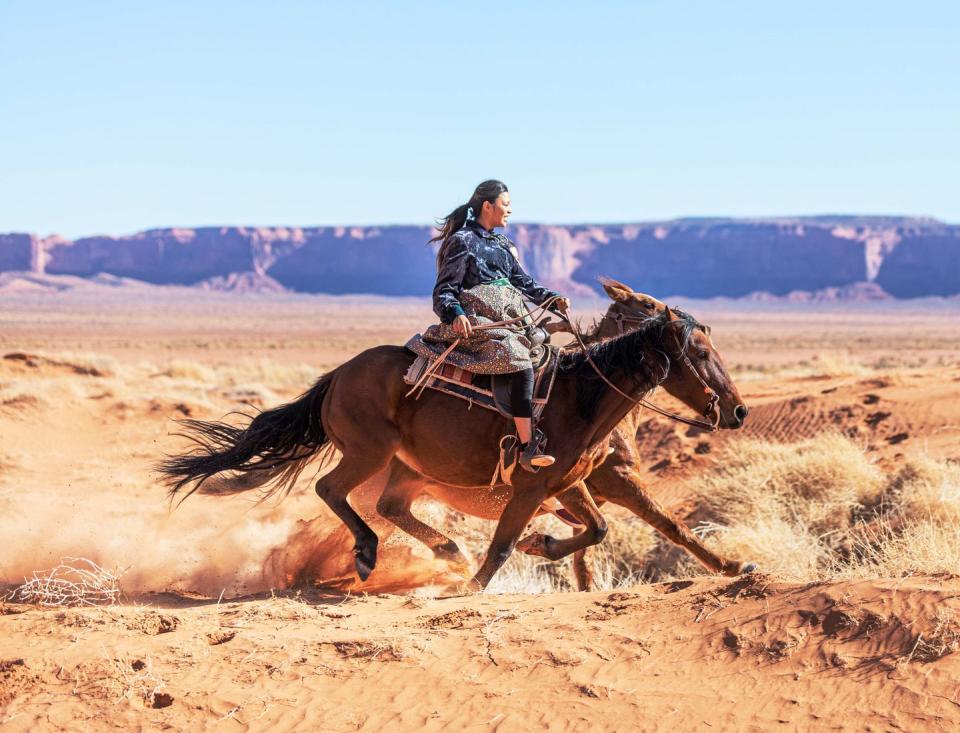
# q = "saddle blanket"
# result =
<box><xmin>403</xmin><ymin>345</ymin><xmax>560</xmax><ymax>421</ymax></box>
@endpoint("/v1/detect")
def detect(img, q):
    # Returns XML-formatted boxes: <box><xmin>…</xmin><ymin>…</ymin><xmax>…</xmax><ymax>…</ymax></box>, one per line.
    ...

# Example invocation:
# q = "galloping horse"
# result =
<box><xmin>159</xmin><ymin>289</ymin><xmax>748</xmax><ymax>590</ymax></box>
<box><xmin>371</xmin><ymin>279</ymin><xmax>756</xmax><ymax>589</ymax></box>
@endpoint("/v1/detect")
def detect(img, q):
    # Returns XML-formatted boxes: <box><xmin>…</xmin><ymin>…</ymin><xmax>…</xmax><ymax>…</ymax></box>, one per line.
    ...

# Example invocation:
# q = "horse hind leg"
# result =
<box><xmin>315</xmin><ymin>446</ymin><xmax>398</xmax><ymax>581</ymax></box>
<box><xmin>559</xmin><ymin>495</ymin><xmax>608</xmax><ymax>592</ymax></box>
<box><xmin>516</xmin><ymin>483</ymin><xmax>608</xmax><ymax>564</ymax></box>
<box><xmin>572</xmin><ymin>549</ymin><xmax>593</xmax><ymax>592</ymax></box>
<box><xmin>375</xmin><ymin>460</ymin><xmax>471</xmax><ymax>573</ymax></box>
<box><xmin>599</xmin><ymin>468</ymin><xmax>755</xmax><ymax>577</ymax></box>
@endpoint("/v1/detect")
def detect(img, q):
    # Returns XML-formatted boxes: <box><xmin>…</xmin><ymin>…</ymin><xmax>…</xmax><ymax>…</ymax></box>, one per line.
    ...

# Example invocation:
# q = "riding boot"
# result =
<box><xmin>518</xmin><ymin>428</ymin><xmax>555</xmax><ymax>472</ymax></box>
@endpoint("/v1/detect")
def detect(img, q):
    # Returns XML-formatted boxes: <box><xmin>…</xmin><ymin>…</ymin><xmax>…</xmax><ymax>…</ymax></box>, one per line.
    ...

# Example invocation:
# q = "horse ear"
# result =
<box><xmin>661</xmin><ymin>306</ymin><xmax>684</xmax><ymax>350</ymax></box>
<box><xmin>599</xmin><ymin>277</ymin><xmax>632</xmax><ymax>302</ymax></box>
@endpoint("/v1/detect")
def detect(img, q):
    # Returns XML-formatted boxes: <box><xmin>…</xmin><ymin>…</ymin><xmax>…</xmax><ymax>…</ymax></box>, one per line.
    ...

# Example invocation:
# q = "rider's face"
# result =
<box><xmin>482</xmin><ymin>192</ymin><xmax>512</xmax><ymax>229</ymax></box>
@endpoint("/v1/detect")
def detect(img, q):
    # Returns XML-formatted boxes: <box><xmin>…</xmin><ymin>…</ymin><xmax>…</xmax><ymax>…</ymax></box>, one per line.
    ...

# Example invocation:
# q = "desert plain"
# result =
<box><xmin>2</xmin><ymin>281</ymin><xmax>960</xmax><ymax>731</ymax></box>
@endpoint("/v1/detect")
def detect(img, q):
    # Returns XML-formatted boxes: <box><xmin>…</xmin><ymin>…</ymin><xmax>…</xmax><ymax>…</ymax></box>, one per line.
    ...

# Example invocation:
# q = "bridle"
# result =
<box><xmin>562</xmin><ymin>307</ymin><xmax>721</xmax><ymax>433</ymax></box>
<box><xmin>608</xmin><ymin>310</ymin><xmax>649</xmax><ymax>335</ymax></box>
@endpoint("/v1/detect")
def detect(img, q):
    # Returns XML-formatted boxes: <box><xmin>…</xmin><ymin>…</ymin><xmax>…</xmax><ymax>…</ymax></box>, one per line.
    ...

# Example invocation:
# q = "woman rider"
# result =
<box><xmin>409</xmin><ymin>179</ymin><xmax>570</xmax><ymax>471</ymax></box>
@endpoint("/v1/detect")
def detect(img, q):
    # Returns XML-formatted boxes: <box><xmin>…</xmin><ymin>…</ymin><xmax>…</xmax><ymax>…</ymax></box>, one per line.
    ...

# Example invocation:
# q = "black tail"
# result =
<box><xmin>157</xmin><ymin>371</ymin><xmax>338</xmax><ymax>504</ymax></box>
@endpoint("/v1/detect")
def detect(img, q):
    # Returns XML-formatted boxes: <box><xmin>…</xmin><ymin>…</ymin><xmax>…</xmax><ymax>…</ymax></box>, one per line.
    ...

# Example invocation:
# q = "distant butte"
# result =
<box><xmin>0</xmin><ymin>217</ymin><xmax>957</xmax><ymax>299</ymax></box>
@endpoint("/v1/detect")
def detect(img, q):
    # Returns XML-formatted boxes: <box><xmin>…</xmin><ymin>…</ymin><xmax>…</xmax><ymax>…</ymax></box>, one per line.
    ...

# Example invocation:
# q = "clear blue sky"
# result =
<box><xmin>1</xmin><ymin>1</ymin><xmax>957</xmax><ymax>237</ymax></box>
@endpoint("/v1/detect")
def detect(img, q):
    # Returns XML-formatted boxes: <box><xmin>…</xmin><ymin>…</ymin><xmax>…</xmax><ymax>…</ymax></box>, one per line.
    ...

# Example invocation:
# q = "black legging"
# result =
<box><xmin>509</xmin><ymin>366</ymin><xmax>534</xmax><ymax>418</ymax></box>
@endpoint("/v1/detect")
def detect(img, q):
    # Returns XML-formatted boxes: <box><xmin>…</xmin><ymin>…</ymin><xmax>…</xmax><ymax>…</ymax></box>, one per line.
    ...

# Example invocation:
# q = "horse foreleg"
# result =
<box><xmin>375</xmin><ymin>460</ymin><xmax>471</xmax><ymax>573</ymax></box>
<box><xmin>595</xmin><ymin>466</ymin><xmax>755</xmax><ymax>577</ymax></box>
<box><xmin>465</xmin><ymin>489</ymin><xmax>546</xmax><ymax>592</ymax></box>
<box><xmin>516</xmin><ymin>482</ymin><xmax>608</xmax><ymax>564</ymax></box>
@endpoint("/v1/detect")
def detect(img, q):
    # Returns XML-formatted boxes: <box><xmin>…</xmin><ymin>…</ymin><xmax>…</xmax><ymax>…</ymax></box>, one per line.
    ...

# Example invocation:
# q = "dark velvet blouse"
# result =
<box><xmin>432</xmin><ymin>220</ymin><xmax>561</xmax><ymax>324</ymax></box>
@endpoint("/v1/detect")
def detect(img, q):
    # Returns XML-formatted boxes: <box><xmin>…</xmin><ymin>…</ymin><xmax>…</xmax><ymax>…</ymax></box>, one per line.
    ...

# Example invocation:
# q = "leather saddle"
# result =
<box><xmin>403</xmin><ymin>339</ymin><xmax>560</xmax><ymax>421</ymax></box>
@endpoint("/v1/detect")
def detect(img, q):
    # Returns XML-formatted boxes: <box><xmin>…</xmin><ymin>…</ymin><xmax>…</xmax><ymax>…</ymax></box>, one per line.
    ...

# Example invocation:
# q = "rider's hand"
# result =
<box><xmin>554</xmin><ymin>297</ymin><xmax>571</xmax><ymax>314</ymax></box>
<box><xmin>452</xmin><ymin>315</ymin><xmax>473</xmax><ymax>339</ymax></box>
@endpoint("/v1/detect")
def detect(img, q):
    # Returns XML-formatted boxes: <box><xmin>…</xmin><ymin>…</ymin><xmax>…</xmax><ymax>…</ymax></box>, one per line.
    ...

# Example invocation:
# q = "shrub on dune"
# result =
<box><xmin>686</xmin><ymin>435</ymin><xmax>960</xmax><ymax>582</ymax></box>
<box><xmin>155</xmin><ymin>360</ymin><xmax>216</xmax><ymax>384</ymax></box>
<box><xmin>590</xmin><ymin>514</ymin><xmax>658</xmax><ymax>587</ymax></box>
<box><xmin>217</xmin><ymin>360</ymin><xmax>319</xmax><ymax>389</ymax></box>
<box><xmin>838</xmin><ymin>456</ymin><xmax>960</xmax><ymax>578</ymax></box>
<box><xmin>695</xmin><ymin>516</ymin><xmax>826</xmax><ymax>579</ymax></box>
<box><xmin>697</xmin><ymin>433</ymin><xmax>883</xmax><ymax>535</ymax></box>
<box><xmin>883</xmin><ymin>456</ymin><xmax>960</xmax><ymax>525</ymax></box>
<box><xmin>839</xmin><ymin>517</ymin><xmax>960</xmax><ymax>579</ymax></box>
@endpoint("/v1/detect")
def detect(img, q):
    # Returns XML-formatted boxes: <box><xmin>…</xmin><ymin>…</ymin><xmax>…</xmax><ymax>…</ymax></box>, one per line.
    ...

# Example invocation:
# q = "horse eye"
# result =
<box><xmin>698</xmin><ymin>350</ymin><xmax>709</xmax><ymax>360</ymax></box>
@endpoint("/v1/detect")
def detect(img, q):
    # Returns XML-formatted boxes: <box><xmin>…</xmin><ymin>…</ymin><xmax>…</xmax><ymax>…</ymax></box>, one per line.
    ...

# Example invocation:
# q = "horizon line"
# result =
<box><xmin>4</xmin><ymin>213</ymin><xmax>954</xmax><ymax>240</ymax></box>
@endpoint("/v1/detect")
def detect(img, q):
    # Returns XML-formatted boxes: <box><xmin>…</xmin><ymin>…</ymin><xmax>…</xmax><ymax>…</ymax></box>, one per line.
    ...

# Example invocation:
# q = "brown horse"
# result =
<box><xmin>159</xmin><ymin>293</ymin><xmax>748</xmax><ymax>590</ymax></box>
<box><xmin>371</xmin><ymin>279</ymin><xmax>756</xmax><ymax>589</ymax></box>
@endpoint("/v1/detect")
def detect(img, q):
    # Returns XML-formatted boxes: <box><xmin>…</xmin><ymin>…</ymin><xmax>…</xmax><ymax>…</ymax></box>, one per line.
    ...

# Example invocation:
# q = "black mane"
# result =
<box><xmin>558</xmin><ymin>309</ymin><xmax>706</xmax><ymax>420</ymax></box>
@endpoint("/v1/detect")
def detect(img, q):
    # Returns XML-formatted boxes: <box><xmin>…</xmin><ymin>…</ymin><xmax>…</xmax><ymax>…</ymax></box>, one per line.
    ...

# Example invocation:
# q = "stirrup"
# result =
<box><xmin>519</xmin><ymin>429</ymin><xmax>555</xmax><ymax>473</ymax></box>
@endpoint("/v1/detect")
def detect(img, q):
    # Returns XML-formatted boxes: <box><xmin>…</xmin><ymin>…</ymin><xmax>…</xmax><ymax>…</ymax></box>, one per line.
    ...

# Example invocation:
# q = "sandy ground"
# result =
<box><xmin>4</xmin><ymin>575</ymin><xmax>960</xmax><ymax>732</ymax></box>
<box><xmin>2</xmin><ymin>288</ymin><xmax>960</xmax><ymax>731</ymax></box>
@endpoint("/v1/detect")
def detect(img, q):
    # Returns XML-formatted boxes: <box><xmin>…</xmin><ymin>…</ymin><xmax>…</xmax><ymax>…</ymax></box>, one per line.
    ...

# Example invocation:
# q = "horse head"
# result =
<box><xmin>658</xmin><ymin>305</ymin><xmax>748</xmax><ymax>430</ymax></box>
<box><xmin>594</xmin><ymin>278</ymin><xmax>747</xmax><ymax>430</ymax></box>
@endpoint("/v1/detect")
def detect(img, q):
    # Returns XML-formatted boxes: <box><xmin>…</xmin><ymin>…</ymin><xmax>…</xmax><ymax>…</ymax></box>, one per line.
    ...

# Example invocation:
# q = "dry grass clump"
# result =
<box><xmin>11</xmin><ymin>558</ymin><xmax>123</xmax><ymax>607</ymax></box>
<box><xmin>834</xmin><ymin>455</ymin><xmax>960</xmax><ymax>578</ymax></box>
<box><xmin>696</xmin><ymin>516</ymin><xmax>826</xmax><ymax>580</ymax></box>
<box><xmin>153</xmin><ymin>360</ymin><xmax>216</xmax><ymax>384</ymax></box>
<box><xmin>686</xmin><ymin>434</ymin><xmax>960</xmax><ymax>581</ymax></box>
<box><xmin>698</xmin><ymin>433</ymin><xmax>884</xmax><ymax>535</ymax></box>
<box><xmin>221</xmin><ymin>383</ymin><xmax>280</xmax><ymax>407</ymax></box>
<box><xmin>838</xmin><ymin>518</ymin><xmax>960</xmax><ymax>579</ymax></box>
<box><xmin>730</xmin><ymin>352</ymin><xmax>872</xmax><ymax>381</ymax></box>
<box><xmin>884</xmin><ymin>456</ymin><xmax>960</xmax><ymax>524</ymax></box>
<box><xmin>328</xmin><ymin>639</ymin><xmax>409</xmax><ymax>662</ymax></box>
<box><xmin>588</xmin><ymin>515</ymin><xmax>658</xmax><ymax>588</ymax></box>
<box><xmin>217</xmin><ymin>360</ymin><xmax>320</xmax><ymax>389</ymax></box>
<box><xmin>729</xmin><ymin>352</ymin><xmax>941</xmax><ymax>381</ymax></box>
<box><xmin>803</xmin><ymin>351</ymin><xmax>872</xmax><ymax>378</ymax></box>
<box><xmin>72</xmin><ymin>654</ymin><xmax>172</xmax><ymax>708</ymax></box>
<box><xmin>148</xmin><ymin>359</ymin><xmax>318</xmax><ymax>395</ymax></box>
<box><xmin>487</xmin><ymin>555</ymin><xmax>569</xmax><ymax>594</ymax></box>
<box><xmin>910</xmin><ymin>609</ymin><xmax>960</xmax><ymax>663</ymax></box>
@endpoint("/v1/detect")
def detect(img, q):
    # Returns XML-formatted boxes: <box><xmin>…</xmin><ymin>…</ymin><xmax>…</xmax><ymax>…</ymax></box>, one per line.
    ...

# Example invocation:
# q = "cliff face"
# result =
<box><xmin>571</xmin><ymin>222</ymin><xmax>870</xmax><ymax>298</ymax></box>
<box><xmin>0</xmin><ymin>234</ymin><xmax>40</xmax><ymax>272</ymax></box>
<box><xmin>45</xmin><ymin>229</ymin><xmax>266</xmax><ymax>284</ymax></box>
<box><xmin>875</xmin><ymin>230</ymin><xmax>960</xmax><ymax>297</ymax></box>
<box><xmin>266</xmin><ymin>227</ymin><xmax>437</xmax><ymax>296</ymax></box>
<box><xmin>2</xmin><ymin>217</ymin><xmax>957</xmax><ymax>299</ymax></box>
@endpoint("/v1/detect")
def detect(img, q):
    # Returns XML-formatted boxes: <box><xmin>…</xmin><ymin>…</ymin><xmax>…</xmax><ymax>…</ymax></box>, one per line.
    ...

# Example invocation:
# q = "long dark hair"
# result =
<box><xmin>430</xmin><ymin>179</ymin><xmax>508</xmax><ymax>268</ymax></box>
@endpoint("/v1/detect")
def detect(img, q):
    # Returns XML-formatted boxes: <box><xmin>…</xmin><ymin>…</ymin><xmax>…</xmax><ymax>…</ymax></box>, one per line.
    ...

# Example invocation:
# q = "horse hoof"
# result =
<box><xmin>740</xmin><ymin>562</ymin><xmax>758</xmax><ymax>574</ymax></box>
<box><xmin>354</xmin><ymin>550</ymin><xmax>377</xmax><ymax>581</ymax></box>
<box><xmin>355</xmin><ymin>558</ymin><xmax>374</xmax><ymax>581</ymax></box>
<box><xmin>516</xmin><ymin>533</ymin><xmax>552</xmax><ymax>558</ymax></box>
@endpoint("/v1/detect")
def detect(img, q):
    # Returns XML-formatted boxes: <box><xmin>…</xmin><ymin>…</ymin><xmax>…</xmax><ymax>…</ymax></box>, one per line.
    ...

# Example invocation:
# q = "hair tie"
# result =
<box><xmin>466</xmin><ymin>206</ymin><xmax>475</xmax><ymax>221</ymax></box>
